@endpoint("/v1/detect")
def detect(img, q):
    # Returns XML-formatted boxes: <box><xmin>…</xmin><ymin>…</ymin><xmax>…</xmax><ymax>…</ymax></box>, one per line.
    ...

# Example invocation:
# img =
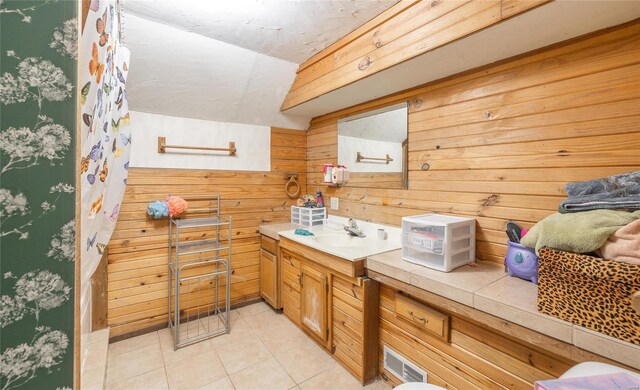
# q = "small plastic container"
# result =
<box><xmin>402</xmin><ymin>213</ymin><xmax>475</xmax><ymax>272</ymax></box>
<box><xmin>504</xmin><ymin>241</ymin><xmax>539</xmax><ymax>284</ymax></box>
<box><xmin>291</xmin><ymin>206</ymin><xmax>326</xmax><ymax>227</ymax></box>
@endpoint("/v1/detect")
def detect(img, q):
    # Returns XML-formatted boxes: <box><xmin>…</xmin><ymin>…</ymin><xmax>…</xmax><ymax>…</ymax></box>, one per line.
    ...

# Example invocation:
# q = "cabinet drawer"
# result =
<box><xmin>283</xmin><ymin>298</ymin><xmax>300</xmax><ymax>325</ymax></box>
<box><xmin>282</xmin><ymin>275</ymin><xmax>301</xmax><ymax>295</ymax></box>
<box><xmin>394</xmin><ymin>293</ymin><xmax>449</xmax><ymax>341</ymax></box>
<box><xmin>283</xmin><ymin>258</ymin><xmax>301</xmax><ymax>286</ymax></box>
<box><xmin>261</xmin><ymin>235</ymin><xmax>278</xmax><ymax>254</ymax></box>
<box><xmin>281</xmin><ymin>250</ymin><xmax>301</xmax><ymax>270</ymax></box>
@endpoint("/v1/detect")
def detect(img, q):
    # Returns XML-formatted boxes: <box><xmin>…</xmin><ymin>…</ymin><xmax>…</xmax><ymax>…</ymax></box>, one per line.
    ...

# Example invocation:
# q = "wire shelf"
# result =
<box><xmin>168</xmin><ymin>193</ymin><xmax>231</xmax><ymax>350</ymax></box>
<box><xmin>171</xmin><ymin>238</ymin><xmax>229</xmax><ymax>255</ymax></box>
<box><xmin>171</xmin><ymin>216</ymin><xmax>231</xmax><ymax>229</ymax></box>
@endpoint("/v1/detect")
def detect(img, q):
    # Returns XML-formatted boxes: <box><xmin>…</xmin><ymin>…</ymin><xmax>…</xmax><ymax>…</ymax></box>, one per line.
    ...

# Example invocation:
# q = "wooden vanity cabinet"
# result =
<box><xmin>259</xmin><ymin>249</ymin><xmax>278</xmax><ymax>307</ymax></box>
<box><xmin>279</xmin><ymin>238</ymin><xmax>379</xmax><ymax>385</ymax></box>
<box><xmin>331</xmin><ymin>275</ymin><xmax>379</xmax><ymax>383</ymax></box>
<box><xmin>260</xmin><ymin>235</ymin><xmax>281</xmax><ymax>309</ymax></box>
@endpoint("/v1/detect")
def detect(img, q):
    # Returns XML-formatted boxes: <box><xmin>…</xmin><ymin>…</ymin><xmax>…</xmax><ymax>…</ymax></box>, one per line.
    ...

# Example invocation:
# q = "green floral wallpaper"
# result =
<box><xmin>1</xmin><ymin>1</ymin><xmax>77</xmax><ymax>389</ymax></box>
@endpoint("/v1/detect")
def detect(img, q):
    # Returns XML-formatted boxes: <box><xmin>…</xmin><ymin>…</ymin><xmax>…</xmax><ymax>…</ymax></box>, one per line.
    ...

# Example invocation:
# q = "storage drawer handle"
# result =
<box><xmin>299</xmin><ymin>272</ymin><xmax>304</xmax><ymax>287</ymax></box>
<box><xmin>408</xmin><ymin>310</ymin><xmax>428</xmax><ymax>323</ymax></box>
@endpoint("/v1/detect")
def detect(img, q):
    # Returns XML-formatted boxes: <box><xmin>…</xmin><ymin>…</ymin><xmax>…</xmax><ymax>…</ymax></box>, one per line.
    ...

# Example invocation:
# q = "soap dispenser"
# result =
<box><xmin>316</xmin><ymin>190</ymin><xmax>324</xmax><ymax>208</ymax></box>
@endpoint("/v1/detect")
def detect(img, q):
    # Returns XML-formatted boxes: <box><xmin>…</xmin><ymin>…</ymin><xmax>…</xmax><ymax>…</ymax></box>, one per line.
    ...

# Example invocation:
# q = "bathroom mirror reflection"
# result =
<box><xmin>337</xmin><ymin>102</ymin><xmax>409</xmax><ymax>189</ymax></box>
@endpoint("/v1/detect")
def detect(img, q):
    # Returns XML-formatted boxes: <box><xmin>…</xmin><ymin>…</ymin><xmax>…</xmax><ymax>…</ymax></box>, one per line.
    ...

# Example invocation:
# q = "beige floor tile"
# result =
<box><xmin>255</xmin><ymin>324</ymin><xmax>310</xmax><ymax>356</ymax></box>
<box><xmin>215</xmin><ymin>334</ymin><xmax>273</xmax><ymax>374</ymax></box>
<box><xmin>106</xmin><ymin>367</ymin><xmax>169</xmax><ymax>390</ymax></box>
<box><xmin>209</xmin><ymin>317</ymin><xmax>255</xmax><ymax>348</ymax></box>
<box><xmin>108</xmin><ymin>331</ymin><xmax>159</xmax><ymax>357</ymax></box>
<box><xmin>195</xmin><ymin>376</ymin><xmax>235</xmax><ymax>390</ymax></box>
<box><xmin>236</xmin><ymin>301</ymin><xmax>271</xmax><ymax>318</ymax></box>
<box><xmin>159</xmin><ymin>328</ymin><xmax>216</xmax><ymax>366</ymax></box>
<box><xmin>230</xmin><ymin>358</ymin><xmax>296</xmax><ymax>390</ymax></box>
<box><xmin>299</xmin><ymin>363</ymin><xmax>362</xmax><ymax>390</ymax></box>
<box><xmin>106</xmin><ymin>343</ymin><xmax>165</xmax><ymax>384</ymax></box>
<box><xmin>81</xmin><ymin>366</ymin><xmax>106</xmax><ymax>390</ymax></box>
<box><xmin>165</xmin><ymin>350</ymin><xmax>227</xmax><ymax>390</ymax></box>
<box><xmin>228</xmin><ymin>309</ymin><xmax>241</xmax><ymax>321</ymax></box>
<box><xmin>173</xmin><ymin>319</ymin><xmax>209</xmax><ymax>342</ymax></box>
<box><xmin>275</xmin><ymin>340</ymin><xmax>335</xmax><ymax>384</ymax></box>
<box><xmin>243</xmin><ymin>309</ymin><xmax>292</xmax><ymax>332</ymax></box>
<box><xmin>199</xmin><ymin>314</ymin><xmax>229</xmax><ymax>335</ymax></box>
<box><xmin>102</xmin><ymin>299</ymin><xmax>393</xmax><ymax>390</ymax></box>
<box><xmin>363</xmin><ymin>379</ymin><xmax>392</xmax><ymax>390</ymax></box>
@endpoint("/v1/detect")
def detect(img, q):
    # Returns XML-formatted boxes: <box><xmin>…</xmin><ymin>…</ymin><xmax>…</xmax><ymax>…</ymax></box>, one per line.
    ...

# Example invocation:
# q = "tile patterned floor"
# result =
<box><xmin>102</xmin><ymin>301</ymin><xmax>392</xmax><ymax>390</ymax></box>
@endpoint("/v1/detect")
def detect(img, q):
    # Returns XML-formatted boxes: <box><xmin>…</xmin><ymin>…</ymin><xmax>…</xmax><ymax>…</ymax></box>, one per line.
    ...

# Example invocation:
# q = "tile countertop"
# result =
<box><xmin>366</xmin><ymin>249</ymin><xmax>640</xmax><ymax>370</ymax></box>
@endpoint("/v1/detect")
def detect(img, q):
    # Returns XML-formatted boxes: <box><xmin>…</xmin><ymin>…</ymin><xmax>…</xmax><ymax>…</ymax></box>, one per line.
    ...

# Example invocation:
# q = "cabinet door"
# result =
<box><xmin>300</xmin><ymin>263</ymin><xmax>328</xmax><ymax>343</ymax></box>
<box><xmin>260</xmin><ymin>249</ymin><xmax>277</xmax><ymax>307</ymax></box>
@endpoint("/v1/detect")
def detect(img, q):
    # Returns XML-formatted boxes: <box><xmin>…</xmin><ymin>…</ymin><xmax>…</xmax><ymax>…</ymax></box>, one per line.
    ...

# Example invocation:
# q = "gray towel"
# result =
<box><xmin>559</xmin><ymin>171</ymin><xmax>640</xmax><ymax>213</ymax></box>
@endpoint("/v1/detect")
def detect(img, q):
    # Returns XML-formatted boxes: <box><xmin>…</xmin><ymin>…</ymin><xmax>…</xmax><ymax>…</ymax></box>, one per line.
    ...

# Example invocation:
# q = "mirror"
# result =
<box><xmin>337</xmin><ymin>102</ymin><xmax>408</xmax><ymax>189</ymax></box>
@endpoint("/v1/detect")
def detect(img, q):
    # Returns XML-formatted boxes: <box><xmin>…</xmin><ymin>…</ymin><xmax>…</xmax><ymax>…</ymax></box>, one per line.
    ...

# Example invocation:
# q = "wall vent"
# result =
<box><xmin>383</xmin><ymin>345</ymin><xmax>427</xmax><ymax>383</ymax></box>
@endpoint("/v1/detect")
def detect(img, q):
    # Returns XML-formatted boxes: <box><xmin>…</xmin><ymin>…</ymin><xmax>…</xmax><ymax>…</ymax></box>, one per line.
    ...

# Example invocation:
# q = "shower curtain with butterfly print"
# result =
<box><xmin>80</xmin><ymin>0</ymin><xmax>131</xmax><ymax>286</ymax></box>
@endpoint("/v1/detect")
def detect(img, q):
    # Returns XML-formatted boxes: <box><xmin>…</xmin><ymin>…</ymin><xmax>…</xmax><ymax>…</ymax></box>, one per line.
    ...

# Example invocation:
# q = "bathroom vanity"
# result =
<box><xmin>259</xmin><ymin>217</ymin><xmax>640</xmax><ymax>387</ymax></box>
<box><xmin>261</xmin><ymin>217</ymin><xmax>402</xmax><ymax>384</ymax></box>
<box><xmin>278</xmin><ymin>238</ymin><xmax>379</xmax><ymax>383</ymax></box>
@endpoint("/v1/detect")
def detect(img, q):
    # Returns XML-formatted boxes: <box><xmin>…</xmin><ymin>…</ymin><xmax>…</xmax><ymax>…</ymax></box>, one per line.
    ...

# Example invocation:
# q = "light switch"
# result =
<box><xmin>330</xmin><ymin>197</ymin><xmax>339</xmax><ymax>210</ymax></box>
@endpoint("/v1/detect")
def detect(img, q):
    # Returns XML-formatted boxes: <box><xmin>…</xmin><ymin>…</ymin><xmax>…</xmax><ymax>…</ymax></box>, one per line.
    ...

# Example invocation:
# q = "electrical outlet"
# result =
<box><xmin>330</xmin><ymin>197</ymin><xmax>339</xmax><ymax>210</ymax></box>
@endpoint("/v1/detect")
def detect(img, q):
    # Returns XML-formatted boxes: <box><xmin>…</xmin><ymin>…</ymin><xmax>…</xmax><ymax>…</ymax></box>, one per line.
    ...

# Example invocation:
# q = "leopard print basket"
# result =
<box><xmin>537</xmin><ymin>247</ymin><xmax>640</xmax><ymax>345</ymax></box>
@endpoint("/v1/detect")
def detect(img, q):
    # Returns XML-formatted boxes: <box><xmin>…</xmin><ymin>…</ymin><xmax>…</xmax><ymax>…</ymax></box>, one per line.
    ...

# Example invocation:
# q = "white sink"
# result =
<box><xmin>278</xmin><ymin>216</ymin><xmax>402</xmax><ymax>261</ymax></box>
<box><xmin>312</xmin><ymin>234</ymin><xmax>367</xmax><ymax>248</ymax></box>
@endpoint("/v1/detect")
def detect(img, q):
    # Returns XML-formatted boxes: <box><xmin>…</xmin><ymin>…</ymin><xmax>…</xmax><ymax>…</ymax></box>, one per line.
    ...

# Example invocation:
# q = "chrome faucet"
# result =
<box><xmin>344</xmin><ymin>218</ymin><xmax>366</xmax><ymax>238</ymax></box>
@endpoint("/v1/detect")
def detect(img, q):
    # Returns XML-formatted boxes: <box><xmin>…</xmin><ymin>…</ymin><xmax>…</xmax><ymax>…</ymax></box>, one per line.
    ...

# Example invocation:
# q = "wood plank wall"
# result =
<box><xmin>106</xmin><ymin>128</ymin><xmax>306</xmax><ymax>338</ymax></box>
<box><xmin>282</xmin><ymin>0</ymin><xmax>549</xmax><ymax>110</ymax></box>
<box><xmin>307</xmin><ymin>22</ymin><xmax>640</xmax><ymax>265</ymax></box>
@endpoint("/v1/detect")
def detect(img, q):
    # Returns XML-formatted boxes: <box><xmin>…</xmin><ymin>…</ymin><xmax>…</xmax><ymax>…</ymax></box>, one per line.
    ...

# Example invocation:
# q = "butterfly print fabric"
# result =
<box><xmin>80</xmin><ymin>0</ymin><xmax>131</xmax><ymax>285</ymax></box>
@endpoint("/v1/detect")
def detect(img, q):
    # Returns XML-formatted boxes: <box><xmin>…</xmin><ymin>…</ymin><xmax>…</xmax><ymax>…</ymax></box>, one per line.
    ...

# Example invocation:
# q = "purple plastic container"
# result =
<box><xmin>504</xmin><ymin>240</ymin><xmax>539</xmax><ymax>284</ymax></box>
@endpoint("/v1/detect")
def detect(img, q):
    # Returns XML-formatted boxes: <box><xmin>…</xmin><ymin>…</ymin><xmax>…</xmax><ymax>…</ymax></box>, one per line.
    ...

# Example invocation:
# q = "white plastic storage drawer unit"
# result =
<box><xmin>402</xmin><ymin>213</ymin><xmax>476</xmax><ymax>272</ymax></box>
<box><xmin>291</xmin><ymin>206</ymin><xmax>326</xmax><ymax>227</ymax></box>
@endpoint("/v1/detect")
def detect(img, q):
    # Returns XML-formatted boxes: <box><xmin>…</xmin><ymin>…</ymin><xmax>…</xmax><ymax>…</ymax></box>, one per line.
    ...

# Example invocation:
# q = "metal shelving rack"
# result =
<box><xmin>168</xmin><ymin>194</ymin><xmax>231</xmax><ymax>350</ymax></box>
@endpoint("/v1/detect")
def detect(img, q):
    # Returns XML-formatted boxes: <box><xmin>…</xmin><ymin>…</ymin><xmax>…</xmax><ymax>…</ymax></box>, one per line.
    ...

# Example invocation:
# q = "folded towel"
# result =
<box><xmin>294</xmin><ymin>229</ymin><xmax>314</xmax><ymax>236</ymax></box>
<box><xmin>598</xmin><ymin>219</ymin><xmax>640</xmax><ymax>265</ymax></box>
<box><xmin>559</xmin><ymin>171</ymin><xmax>640</xmax><ymax>213</ymax></box>
<box><xmin>521</xmin><ymin>209</ymin><xmax>640</xmax><ymax>255</ymax></box>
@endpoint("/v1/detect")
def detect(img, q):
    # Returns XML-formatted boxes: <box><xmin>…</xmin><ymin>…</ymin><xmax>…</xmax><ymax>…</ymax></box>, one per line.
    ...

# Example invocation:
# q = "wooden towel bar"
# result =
<box><xmin>157</xmin><ymin>136</ymin><xmax>236</xmax><ymax>156</ymax></box>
